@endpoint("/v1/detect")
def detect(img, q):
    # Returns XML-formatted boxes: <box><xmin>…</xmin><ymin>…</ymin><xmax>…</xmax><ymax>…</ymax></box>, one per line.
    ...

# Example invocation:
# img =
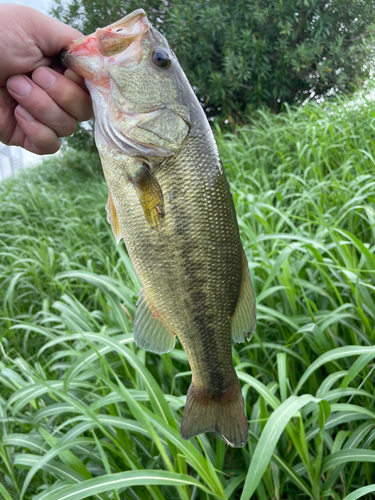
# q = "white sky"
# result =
<box><xmin>1</xmin><ymin>0</ymin><xmax>57</xmax><ymax>166</ymax></box>
<box><xmin>0</xmin><ymin>0</ymin><xmax>51</xmax><ymax>15</ymax></box>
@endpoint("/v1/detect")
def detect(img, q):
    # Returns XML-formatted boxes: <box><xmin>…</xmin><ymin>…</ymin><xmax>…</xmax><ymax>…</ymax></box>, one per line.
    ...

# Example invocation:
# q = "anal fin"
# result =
<box><xmin>231</xmin><ymin>250</ymin><xmax>256</xmax><ymax>343</ymax></box>
<box><xmin>106</xmin><ymin>192</ymin><xmax>122</xmax><ymax>244</ymax></box>
<box><xmin>134</xmin><ymin>289</ymin><xmax>176</xmax><ymax>353</ymax></box>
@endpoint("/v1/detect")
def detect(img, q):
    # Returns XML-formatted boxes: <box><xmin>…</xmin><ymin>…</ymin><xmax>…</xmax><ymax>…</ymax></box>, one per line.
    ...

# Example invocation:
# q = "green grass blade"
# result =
<box><xmin>342</xmin><ymin>485</ymin><xmax>375</xmax><ymax>500</ymax></box>
<box><xmin>0</xmin><ymin>484</ymin><xmax>13</xmax><ymax>500</ymax></box>
<box><xmin>240</xmin><ymin>395</ymin><xmax>320</xmax><ymax>500</ymax></box>
<box><xmin>33</xmin><ymin>470</ymin><xmax>218</xmax><ymax>500</ymax></box>
<box><xmin>295</xmin><ymin>347</ymin><xmax>375</xmax><ymax>394</ymax></box>
<box><xmin>19</xmin><ymin>438</ymin><xmax>95</xmax><ymax>499</ymax></box>
<box><xmin>322</xmin><ymin>449</ymin><xmax>375</xmax><ymax>474</ymax></box>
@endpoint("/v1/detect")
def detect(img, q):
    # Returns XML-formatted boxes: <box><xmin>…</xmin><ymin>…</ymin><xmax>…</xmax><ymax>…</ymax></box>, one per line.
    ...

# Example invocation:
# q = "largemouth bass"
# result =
<box><xmin>62</xmin><ymin>9</ymin><xmax>256</xmax><ymax>447</ymax></box>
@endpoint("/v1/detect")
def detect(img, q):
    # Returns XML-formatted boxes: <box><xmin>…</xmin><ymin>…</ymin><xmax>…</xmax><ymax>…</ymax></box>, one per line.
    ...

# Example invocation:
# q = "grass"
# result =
<box><xmin>1</xmin><ymin>89</ymin><xmax>375</xmax><ymax>499</ymax></box>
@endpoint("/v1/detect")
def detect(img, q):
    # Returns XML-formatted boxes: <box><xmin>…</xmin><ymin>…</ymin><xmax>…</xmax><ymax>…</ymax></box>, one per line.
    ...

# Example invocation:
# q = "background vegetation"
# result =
<box><xmin>2</xmin><ymin>86</ymin><xmax>375</xmax><ymax>498</ymax></box>
<box><xmin>53</xmin><ymin>0</ymin><xmax>375</xmax><ymax>121</ymax></box>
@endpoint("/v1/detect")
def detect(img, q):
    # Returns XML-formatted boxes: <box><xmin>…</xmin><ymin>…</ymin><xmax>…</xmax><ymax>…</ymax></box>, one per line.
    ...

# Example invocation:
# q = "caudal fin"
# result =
<box><xmin>180</xmin><ymin>383</ymin><xmax>248</xmax><ymax>447</ymax></box>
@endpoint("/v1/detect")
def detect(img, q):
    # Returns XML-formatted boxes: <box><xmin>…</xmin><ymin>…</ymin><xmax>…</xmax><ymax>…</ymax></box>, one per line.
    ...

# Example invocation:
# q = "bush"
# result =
<box><xmin>53</xmin><ymin>0</ymin><xmax>375</xmax><ymax>122</ymax></box>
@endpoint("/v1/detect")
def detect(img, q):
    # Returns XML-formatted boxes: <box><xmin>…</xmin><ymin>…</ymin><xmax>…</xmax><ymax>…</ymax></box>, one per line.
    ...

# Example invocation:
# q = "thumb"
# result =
<box><xmin>26</xmin><ymin>6</ymin><xmax>83</xmax><ymax>57</ymax></box>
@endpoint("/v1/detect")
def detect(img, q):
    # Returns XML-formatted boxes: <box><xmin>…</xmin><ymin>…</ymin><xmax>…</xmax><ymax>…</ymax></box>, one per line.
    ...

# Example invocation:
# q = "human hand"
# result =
<box><xmin>0</xmin><ymin>4</ymin><xmax>93</xmax><ymax>155</ymax></box>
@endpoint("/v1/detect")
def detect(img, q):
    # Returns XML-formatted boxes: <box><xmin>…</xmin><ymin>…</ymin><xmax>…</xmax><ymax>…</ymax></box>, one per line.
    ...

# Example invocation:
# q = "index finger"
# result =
<box><xmin>32</xmin><ymin>66</ymin><xmax>93</xmax><ymax>122</ymax></box>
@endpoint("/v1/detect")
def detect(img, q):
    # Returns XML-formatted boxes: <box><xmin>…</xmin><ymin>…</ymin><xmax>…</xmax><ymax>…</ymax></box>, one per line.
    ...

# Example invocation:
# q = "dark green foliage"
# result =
<box><xmin>63</xmin><ymin>121</ymin><xmax>98</xmax><ymax>155</ymax></box>
<box><xmin>53</xmin><ymin>0</ymin><xmax>375</xmax><ymax>124</ymax></box>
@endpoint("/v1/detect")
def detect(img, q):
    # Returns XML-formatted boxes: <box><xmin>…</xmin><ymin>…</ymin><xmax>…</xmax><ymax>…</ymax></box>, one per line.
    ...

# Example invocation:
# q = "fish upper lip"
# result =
<box><xmin>61</xmin><ymin>9</ymin><xmax>150</xmax><ymax>63</ymax></box>
<box><xmin>103</xmin><ymin>8</ymin><xmax>149</xmax><ymax>35</ymax></box>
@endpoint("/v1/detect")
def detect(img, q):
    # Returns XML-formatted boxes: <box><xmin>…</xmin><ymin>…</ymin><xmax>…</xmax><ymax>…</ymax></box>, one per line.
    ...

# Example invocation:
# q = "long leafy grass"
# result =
<box><xmin>1</xmin><ymin>91</ymin><xmax>375</xmax><ymax>499</ymax></box>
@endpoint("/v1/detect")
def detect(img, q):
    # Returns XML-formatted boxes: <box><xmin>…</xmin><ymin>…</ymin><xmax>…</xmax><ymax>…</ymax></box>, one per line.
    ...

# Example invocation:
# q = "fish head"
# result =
<box><xmin>61</xmin><ymin>10</ymin><xmax>149</xmax><ymax>86</ymax></box>
<box><xmin>61</xmin><ymin>10</ymin><xmax>191</xmax><ymax>157</ymax></box>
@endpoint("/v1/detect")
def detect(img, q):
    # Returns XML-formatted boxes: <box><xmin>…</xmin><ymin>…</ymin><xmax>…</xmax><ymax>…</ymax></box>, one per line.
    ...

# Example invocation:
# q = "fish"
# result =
<box><xmin>61</xmin><ymin>9</ymin><xmax>256</xmax><ymax>448</ymax></box>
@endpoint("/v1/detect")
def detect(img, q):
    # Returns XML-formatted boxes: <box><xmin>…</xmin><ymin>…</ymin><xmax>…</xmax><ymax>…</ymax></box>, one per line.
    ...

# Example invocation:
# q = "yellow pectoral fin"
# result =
<box><xmin>106</xmin><ymin>192</ymin><xmax>123</xmax><ymax>244</ymax></box>
<box><xmin>129</xmin><ymin>162</ymin><xmax>165</xmax><ymax>229</ymax></box>
<box><xmin>134</xmin><ymin>288</ymin><xmax>176</xmax><ymax>353</ymax></box>
<box><xmin>231</xmin><ymin>249</ymin><xmax>257</xmax><ymax>343</ymax></box>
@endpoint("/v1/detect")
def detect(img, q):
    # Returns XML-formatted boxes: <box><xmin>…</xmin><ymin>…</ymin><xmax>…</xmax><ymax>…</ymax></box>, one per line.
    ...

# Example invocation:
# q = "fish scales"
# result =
<box><xmin>61</xmin><ymin>9</ymin><xmax>256</xmax><ymax>447</ymax></box>
<box><xmin>101</xmin><ymin>111</ymin><xmax>242</xmax><ymax>390</ymax></box>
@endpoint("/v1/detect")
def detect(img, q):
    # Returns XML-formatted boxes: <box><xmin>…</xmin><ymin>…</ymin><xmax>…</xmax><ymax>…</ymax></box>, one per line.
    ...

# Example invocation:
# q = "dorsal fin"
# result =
<box><xmin>106</xmin><ymin>192</ymin><xmax>122</xmax><ymax>244</ymax></box>
<box><xmin>231</xmin><ymin>250</ymin><xmax>256</xmax><ymax>343</ymax></box>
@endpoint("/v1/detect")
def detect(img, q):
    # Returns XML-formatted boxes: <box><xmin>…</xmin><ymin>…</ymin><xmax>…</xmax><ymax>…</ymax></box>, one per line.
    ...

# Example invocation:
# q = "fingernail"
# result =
<box><xmin>16</xmin><ymin>106</ymin><xmax>34</xmax><ymax>122</ymax></box>
<box><xmin>33</xmin><ymin>68</ymin><xmax>56</xmax><ymax>90</ymax></box>
<box><xmin>8</xmin><ymin>76</ymin><xmax>31</xmax><ymax>97</ymax></box>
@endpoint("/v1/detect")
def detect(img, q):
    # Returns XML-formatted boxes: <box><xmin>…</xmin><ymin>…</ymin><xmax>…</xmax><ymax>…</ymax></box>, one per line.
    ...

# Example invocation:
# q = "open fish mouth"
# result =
<box><xmin>60</xmin><ymin>9</ymin><xmax>150</xmax><ymax>77</ymax></box>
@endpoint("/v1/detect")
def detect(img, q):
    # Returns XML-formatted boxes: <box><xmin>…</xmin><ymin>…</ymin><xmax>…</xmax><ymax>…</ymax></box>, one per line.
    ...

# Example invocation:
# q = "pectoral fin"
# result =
<box><xmin>231</xmin><ymin>250</ymin><xmax>256</xmax><ymax>343</ymax></box>
<box><xmin>129</xmin><ymin>162</ymin><xmax>164</xmax><ymax>229</ymax></box>
<box><xmin>134</xmin><ymin>289</ymin><xmax>176</xmax><ymax>353</ymax></box>
<box><xmin>106</xmin><ymin>192</ymin><xmax>123</xmax><ymax>244</ymax></box>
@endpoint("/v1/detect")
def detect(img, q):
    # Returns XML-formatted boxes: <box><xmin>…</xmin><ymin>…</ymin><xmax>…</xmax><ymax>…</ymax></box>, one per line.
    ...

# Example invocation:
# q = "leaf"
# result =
<box><xmin>256</xmin><ymin>304</ymin><xmax>299</xmax><ymax>330</ymax></box>
<box><xmin>144</xmin><ymin>408</ymin><xmax>225</xmax><ymax>496</ymax></box>
<box><xmin>318</xmin><ymin>400</ymin><xmax>331</xmax><ymax>430</ymax></box>
<box><xmin>329</xmin><ymin>403</ymin><xmax>375</xmax><ymax>420</ymax></box>
<box><xmin>240</xmin><ymin>395</ymin><xmax>320</xmax><ymax>500</ymax></box>
<box><xmin>66</xmin><ymin>332</ymin><xmax>176</xmax><ymax>428</ymax></box>
<box><xmin>339</xmin><ymin>353</ymin><xmax>374</xmax><ymax>388</ymax></box>
<box><xmin>33</xmin><ymin>470</ymin><xmax>218</xmax><ymax>500</ymax></box>
<box><xmin>343</xmin><ymin>484</ymin><xmax>375</xmax><ymax>500</ymax></box>
<box><xmin>322</xmin><ymin>449</ymin><xmax>375</xmax><ymax>473</ymax></box>
<box><xmin>14</xmin><ymin>453</ymin><xmax>86</xmax><ymax>485</ymax></box>
<box><xmin>3</xmin><ymin>434</ymin><xmax>45</xmax><ymax>453</ymax></box>
<box><xmin>237</xmin><ymin>371</ymin><xmax>281</xmax><ymax>409</ymax></box>
<box><xmin>63</xmin><ymin>416</ymin><xmax>148</xmax><ymax>441</ymax></box>
<box><xmin>224</xmin><ymin>473</ymin><xmax>246</xmax><ymax>499</ymax></box>
<box><xmin>322</xmin><ymin>422</ymin><xmax>375</xmax><ymax>492</ymax></box>
<box><xmin>19</xmin><ymin>438</ymin><xmax>95</xmax><ymax>499</ymax></box>
<box><xmin>270</xmin><ymin>452</ymin><xmax>314</xmax><ymax>499</ymax></box>
<box><xmin>56</xmin><ymin>271</ymin><xmax>135</xmax><ymax>311</ymax></box>
<box><xmin>295</xmin><ymin>346</ymin><xmax>375</xmax><ymax>394</ymax></box>
<box><xmin>0</xmin><ymin>484</ymin><xmax>13</xmax><ymax>500</ymax></box>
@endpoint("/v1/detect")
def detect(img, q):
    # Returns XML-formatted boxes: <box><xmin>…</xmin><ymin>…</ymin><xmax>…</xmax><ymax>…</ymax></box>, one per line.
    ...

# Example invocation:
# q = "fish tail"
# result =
<box><xmin>180</xmin><ymin>381</ymin><xmax>248</xmax><ymax>447</ymax></box>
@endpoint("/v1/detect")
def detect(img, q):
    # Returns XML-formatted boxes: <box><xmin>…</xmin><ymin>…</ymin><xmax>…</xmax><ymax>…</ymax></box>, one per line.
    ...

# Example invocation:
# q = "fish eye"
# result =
<box><xmin>152</xmin><ymin>48</ymin><xmax>171</xmax><ymax>69</ymax></box>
